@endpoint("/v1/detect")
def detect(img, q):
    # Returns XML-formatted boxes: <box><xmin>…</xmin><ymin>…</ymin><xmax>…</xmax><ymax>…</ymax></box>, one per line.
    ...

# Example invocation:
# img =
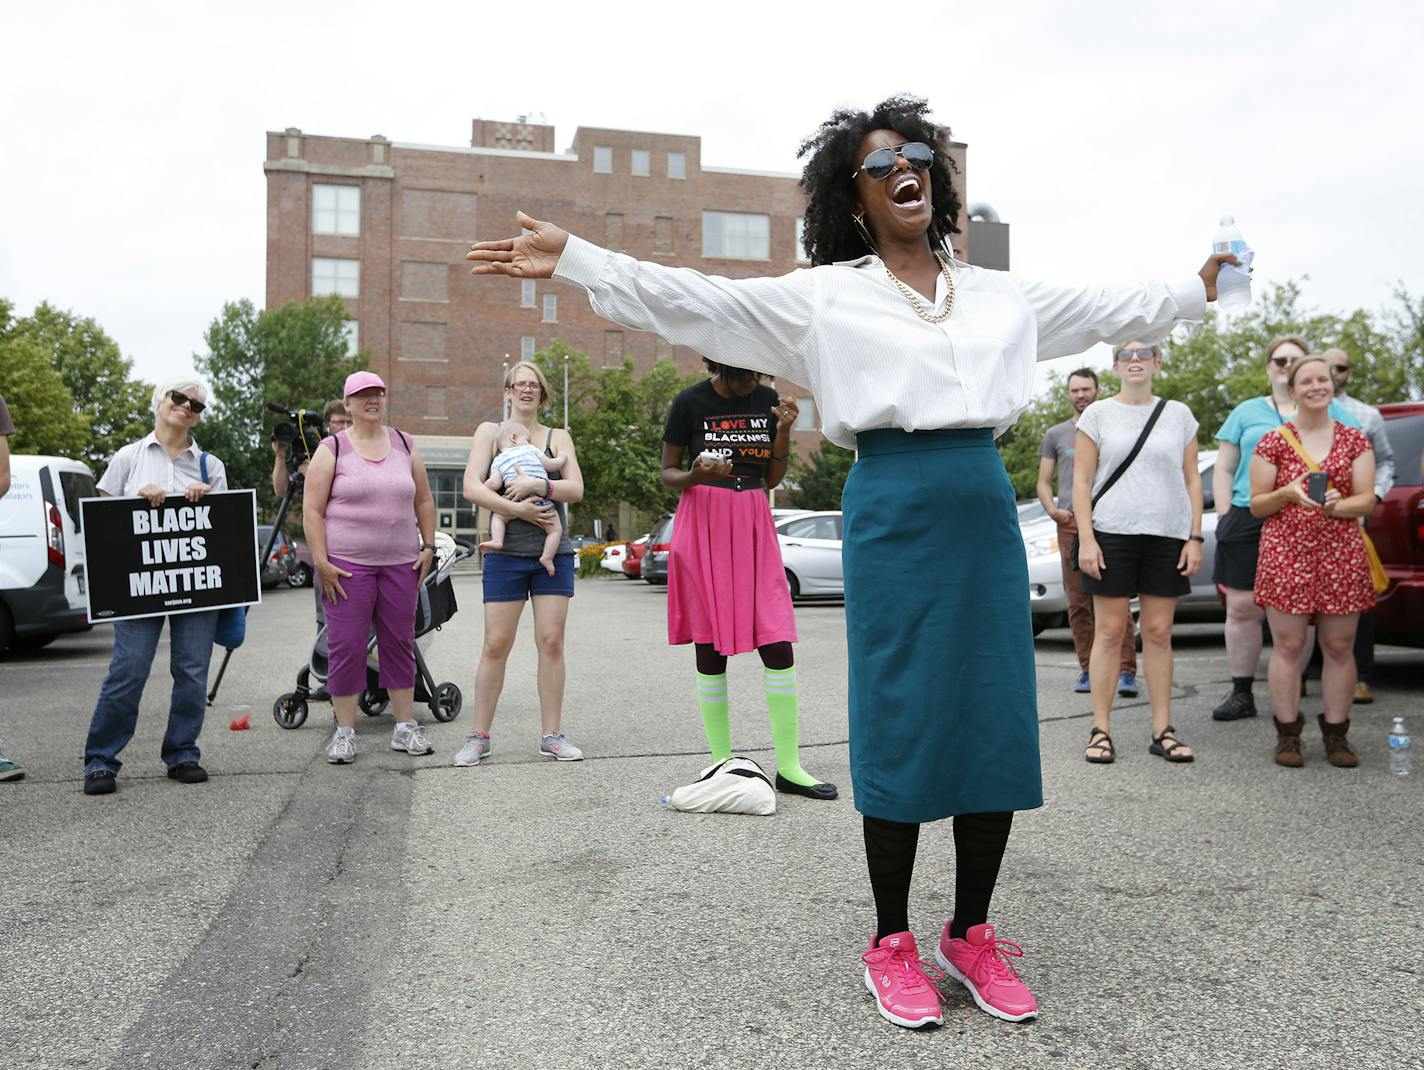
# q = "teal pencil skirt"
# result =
<box><xmin>843</xmin><ymin>428</ymin><xmax>1044</xmax><ymax>823</ymax></box>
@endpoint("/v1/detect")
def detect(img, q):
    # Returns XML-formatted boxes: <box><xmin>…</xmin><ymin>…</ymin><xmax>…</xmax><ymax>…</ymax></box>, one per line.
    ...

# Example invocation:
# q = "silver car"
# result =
<box><xmin>1025</xmin><ymin>450</ymin><xmax>1223</xmax><ymax>634</ymax></box>
<box><xmin>777</xmin><ymin>510</ymin><xmax>844</xmax><ymax>601</ymax></box>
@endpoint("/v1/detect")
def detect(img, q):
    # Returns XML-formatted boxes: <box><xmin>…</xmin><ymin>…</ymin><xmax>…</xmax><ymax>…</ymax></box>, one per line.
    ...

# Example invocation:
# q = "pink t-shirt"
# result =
<box><xmin>322</xmin><ymin>429</ymin><xmax>420</xmax><ymax>565</ymax></box>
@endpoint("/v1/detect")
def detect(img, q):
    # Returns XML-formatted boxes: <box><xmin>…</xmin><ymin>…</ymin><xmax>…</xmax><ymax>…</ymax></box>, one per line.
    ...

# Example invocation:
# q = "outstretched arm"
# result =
<box><xmin>469</xmin><ymin>212</ymin><xmax>815</xmax><ymax>386</ymax></box>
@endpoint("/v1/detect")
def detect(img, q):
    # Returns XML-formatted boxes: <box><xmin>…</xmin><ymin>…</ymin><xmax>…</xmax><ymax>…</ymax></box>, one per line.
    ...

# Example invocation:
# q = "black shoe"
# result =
<box><xmin>774</xmin><ymin>772</ymin><xmax>839</xmax><ymax>800</ymax></box>
<box><xmin>83</xmin><ymin>771</ymin><xmax>116</xmax><ymax>795</ymax></box>
<box><xmin>167</xmin><ymin>761</ymin><xmax>209</xmax><ymax>784</ymax></box>
<box><xmin>310</xmin><ymin>687</ymin><xmax>331</xmax><ymax>702</ymax></box>
<box><xmin>1212</xmin><ymin>690</ymin><xmax>1257</xmax><ymax>721</ymax></box>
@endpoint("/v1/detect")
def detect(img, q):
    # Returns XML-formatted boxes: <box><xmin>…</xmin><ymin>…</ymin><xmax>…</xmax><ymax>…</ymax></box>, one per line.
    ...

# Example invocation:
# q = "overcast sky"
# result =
<box><xmin>4</xmin><ymin>0</ymin><xmax>1421</xmax><ymax>399</ymax></box>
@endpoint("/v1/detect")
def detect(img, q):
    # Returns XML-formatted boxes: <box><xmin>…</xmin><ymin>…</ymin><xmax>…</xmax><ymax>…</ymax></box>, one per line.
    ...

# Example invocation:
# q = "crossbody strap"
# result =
<box><xmin>1276</xmin><ymin>424</ymin><xmax>1323</xmax><ymax>476</ymax></box>
<box><xmin>199</xmin><ymin>451</ymin><xmax>209</xmax><ymax>485</ymax></box>
<box><xmin>1091</xmin><ymin>398</ymin><xmax>1168</xmax><ymax>508</ymax></box>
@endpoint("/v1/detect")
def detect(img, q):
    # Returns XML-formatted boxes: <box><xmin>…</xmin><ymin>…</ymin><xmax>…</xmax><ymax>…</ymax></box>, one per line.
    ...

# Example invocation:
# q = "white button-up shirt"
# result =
<box><xmin>554</xmin><ymin>235</ymin><xmax>1207</xmax><ymax>450</ymax></box>
<box><xmin>97</xmin><ymin>432</ymin><xmax>228</xmax><ymax>496</ymax></box>
<box><xmin>1335</xmin><ymin>392</ymin><xmax>1396</xmax><ymax>500</ymax></box>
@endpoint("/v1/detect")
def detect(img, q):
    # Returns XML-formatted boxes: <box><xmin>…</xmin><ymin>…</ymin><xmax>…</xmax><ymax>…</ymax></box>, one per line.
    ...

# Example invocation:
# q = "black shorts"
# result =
<box><xmin>1080</xmin><ymin>531</ymin><xmax>1190</xmax><ymax>599</ymax></box>
<box><xmin>1213</xmin><ymin>505</ymin><xmax>1266</xmax><ymax>591</ymax></box>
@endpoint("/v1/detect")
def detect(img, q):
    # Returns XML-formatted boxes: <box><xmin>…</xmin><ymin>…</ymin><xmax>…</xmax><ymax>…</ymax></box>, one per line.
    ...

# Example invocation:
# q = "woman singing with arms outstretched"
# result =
<box><xmin>467</xmin><ymin>95</ymin><xmax>1237</xmax><ymax>1033</ymax></box>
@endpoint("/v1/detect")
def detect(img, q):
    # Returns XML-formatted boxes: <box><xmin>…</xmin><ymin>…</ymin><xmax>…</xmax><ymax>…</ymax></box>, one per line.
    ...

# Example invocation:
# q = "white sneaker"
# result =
<box><xmin>539</xmin><ymin>733</ymin><xmax>584</xmax><ymax>761</ymax></box>
<box><xmin>391</xmin><ymin>720</ymin><xmax>434</xmax><ymax>756</ymax></box>
<box><xmin>326</xmin><ymin>729</ymin><xmax>356</xmax><ymax>764</ymax></box>
<box><xmin>453</xmin><ymin>733</ymin><xmax>492</xmax><ymax>767</ymax></box>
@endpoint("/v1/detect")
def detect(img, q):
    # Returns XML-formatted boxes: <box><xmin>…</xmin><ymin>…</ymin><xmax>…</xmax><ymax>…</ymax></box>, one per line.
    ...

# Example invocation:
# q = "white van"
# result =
<box><xmin>0</xmin><ymin>455</ymin><xmax>94</xmax><ymax>651</ymax></box>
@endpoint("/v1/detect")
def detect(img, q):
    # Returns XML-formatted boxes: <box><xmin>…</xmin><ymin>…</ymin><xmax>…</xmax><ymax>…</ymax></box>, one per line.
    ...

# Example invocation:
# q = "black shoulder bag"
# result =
<box><xmin>1070</xmin><ymin>398</ymin><xmax>1168</xmax><ymax>570</ymax></box>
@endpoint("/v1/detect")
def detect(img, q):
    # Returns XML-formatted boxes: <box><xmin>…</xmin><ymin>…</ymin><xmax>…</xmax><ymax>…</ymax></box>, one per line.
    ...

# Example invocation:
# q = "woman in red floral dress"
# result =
<box><xmin>1250</xmin><ymin>354</ymin><xmax>1376</xmax><ymax>769</ymax></box>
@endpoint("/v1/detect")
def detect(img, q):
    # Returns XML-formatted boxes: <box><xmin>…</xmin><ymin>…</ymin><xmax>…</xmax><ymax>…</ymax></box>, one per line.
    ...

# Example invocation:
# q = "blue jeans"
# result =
<box><xmin>84</xmin><ymin>611</ymin><xmax>218</xmax><ymax>776</ymax></box>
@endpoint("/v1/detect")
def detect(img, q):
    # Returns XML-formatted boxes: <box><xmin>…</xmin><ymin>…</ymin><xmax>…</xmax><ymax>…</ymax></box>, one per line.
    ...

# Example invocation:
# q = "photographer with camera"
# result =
<box><xmin>270</xmin><ymin>399</ymin><xmax>350</xmax><ymax>701</ymax></box>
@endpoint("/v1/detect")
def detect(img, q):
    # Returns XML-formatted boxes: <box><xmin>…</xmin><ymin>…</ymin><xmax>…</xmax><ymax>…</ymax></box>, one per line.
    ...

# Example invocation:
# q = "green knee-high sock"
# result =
<box><xmin>764</xmin><ymin>665</ymin><xmax>819</xmax><ymax>786</ymax></box>
<box><xmin>696</xmin><ymin>672</ymin><xmax>732</xmax><ymax>763</ymax></box>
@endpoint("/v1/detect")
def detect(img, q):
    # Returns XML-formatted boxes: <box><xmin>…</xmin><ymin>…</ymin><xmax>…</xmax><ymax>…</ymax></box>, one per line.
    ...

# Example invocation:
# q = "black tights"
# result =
<box><xmin>694</xmin><ymin>641</ymin><xmax>793</xmax><ymax>675</ymax></box>
<box><xmin>863</xmin><ymin>811</ymin><xmax>1014</xmax><ymax>941</ymax></box>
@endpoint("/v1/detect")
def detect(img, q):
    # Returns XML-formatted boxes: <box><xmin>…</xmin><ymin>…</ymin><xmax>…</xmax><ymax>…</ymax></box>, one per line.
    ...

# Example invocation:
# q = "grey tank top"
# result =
<box><xmin>495</xmin><ymin>428</ymin><xmax>574</xmax><ymax>558</ymax></box>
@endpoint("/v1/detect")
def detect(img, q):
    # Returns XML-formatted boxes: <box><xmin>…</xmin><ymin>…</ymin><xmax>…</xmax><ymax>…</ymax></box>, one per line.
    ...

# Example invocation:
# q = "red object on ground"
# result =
<box><xmin>229</xmin><ymin>714</ymin><xmax>250</xmax><ymax>731</ymax></box>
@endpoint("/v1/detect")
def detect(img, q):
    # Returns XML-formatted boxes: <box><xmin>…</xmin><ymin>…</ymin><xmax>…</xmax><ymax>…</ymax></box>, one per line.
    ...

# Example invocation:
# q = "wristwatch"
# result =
<box><xmin>420</xmin><ymin>542</ymin><xmax>437</xmax><ymax>552</ymax></box>
<box><xmin>1188</xmin><ymin>534</ymin><xmax>1205</xmax><ymax>543</ymax></box>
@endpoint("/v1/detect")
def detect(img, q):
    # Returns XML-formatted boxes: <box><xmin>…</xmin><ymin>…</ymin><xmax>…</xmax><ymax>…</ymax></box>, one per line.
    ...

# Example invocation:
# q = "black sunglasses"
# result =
<box><xmin>169</xmin><ymin>389</ymin><xmax>206</xmax><ymax>414</ymax></box>
<box><xmin>1331</xmin><ymin>364</ymin><xmax>1351</xmax><ymax>374</ymax></box>
<box><xmin>852</xmin><ymin>142</ymin><xmax>934</xmax><ymax>181</ymax></box>
<box><xmin>1115</xmin><ymin>347</ymin><xmax>1158</xmax><ymax>362</ymax></box>
<box><xmin>1267</xmin><ymin>357</ymin><xmax>1292</xmax><ymax>369</ymax></box>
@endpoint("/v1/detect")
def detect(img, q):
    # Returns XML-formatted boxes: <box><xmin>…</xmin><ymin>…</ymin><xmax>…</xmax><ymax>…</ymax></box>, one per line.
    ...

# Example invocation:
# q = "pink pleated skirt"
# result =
<box><xmin>666</xmin><ymin>485</ymin><xmax>797</xmax><ymax>655</ymax></box>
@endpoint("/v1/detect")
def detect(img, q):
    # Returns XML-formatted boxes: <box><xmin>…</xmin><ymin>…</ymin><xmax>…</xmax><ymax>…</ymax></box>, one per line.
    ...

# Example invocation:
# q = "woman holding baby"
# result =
<box><xmin>456</xmin><ymin>360</ymin><xmax>585</xmax><ymax>767</ymax></box>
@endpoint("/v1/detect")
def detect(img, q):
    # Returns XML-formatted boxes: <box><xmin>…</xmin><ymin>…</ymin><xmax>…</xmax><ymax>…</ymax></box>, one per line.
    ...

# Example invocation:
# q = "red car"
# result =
<box><xmin>622</xmin><ymin>535</ymin><xmax>648</xmax><ymax>579</ymax></box>
<box><xmin>1370</xmin><ymin>402</ymin><xmax>1424</xmax><ymax>647</ymax></box>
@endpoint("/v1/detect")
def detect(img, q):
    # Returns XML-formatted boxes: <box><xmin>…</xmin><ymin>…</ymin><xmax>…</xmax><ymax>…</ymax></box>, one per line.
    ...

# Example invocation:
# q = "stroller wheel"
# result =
<box><xmin>359</xmin><ymin>689</ymin><xmax>389</xmax><ymax>717</ymax></box>
<box><xmin>273</xmin><ymin>693</ymin><xmax>308</xmax><ymax>729</ymax></box>
<box><xmin>431</xmin><ymin>682</ymin><xmax>462</xmax><ymax>722</ymax></box>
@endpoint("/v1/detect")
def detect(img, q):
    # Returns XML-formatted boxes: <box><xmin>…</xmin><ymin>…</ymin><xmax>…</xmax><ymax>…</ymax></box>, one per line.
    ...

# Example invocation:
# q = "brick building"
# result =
<box><xmin>263</xmin><ymin>117</ymin><xmax>977</xmax><ymax>538</ymax></box>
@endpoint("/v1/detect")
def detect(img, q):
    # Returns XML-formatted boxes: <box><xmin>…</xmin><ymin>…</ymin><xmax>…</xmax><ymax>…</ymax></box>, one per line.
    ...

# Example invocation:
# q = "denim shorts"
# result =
<box><xmin>482</xmin><ymin>552</ymin><xmax>575</xmax><ymax>602</ymax></box>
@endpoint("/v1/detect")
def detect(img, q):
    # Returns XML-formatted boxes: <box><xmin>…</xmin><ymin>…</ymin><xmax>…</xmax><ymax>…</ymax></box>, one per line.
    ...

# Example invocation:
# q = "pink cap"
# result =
<box><xmin>343</xmin><ymin>370</ymin><xmax>387</xmax><ymax>397</ymax></box>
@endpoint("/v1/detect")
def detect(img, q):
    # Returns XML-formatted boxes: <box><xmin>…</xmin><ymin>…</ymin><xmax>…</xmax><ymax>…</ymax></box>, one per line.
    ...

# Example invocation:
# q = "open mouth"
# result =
<box><xmin>890</xmin><ymin>174</ymin><xmax>923</xmax><ymax>209</ymax></box>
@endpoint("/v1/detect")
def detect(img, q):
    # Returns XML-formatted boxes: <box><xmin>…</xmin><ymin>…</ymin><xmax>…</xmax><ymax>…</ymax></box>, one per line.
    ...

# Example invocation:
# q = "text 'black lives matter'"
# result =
<box><xmin>79</xmin><ymin>490</ymin><xmax>261</xmax><ymax>623</ymax></box>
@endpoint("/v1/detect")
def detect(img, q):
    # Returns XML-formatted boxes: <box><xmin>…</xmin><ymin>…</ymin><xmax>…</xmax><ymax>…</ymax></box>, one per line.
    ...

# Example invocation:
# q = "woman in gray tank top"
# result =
<box><xmin>455</xmin><ymin>361</ymin><xmax>585</xmax><ymax>767</ymax></box>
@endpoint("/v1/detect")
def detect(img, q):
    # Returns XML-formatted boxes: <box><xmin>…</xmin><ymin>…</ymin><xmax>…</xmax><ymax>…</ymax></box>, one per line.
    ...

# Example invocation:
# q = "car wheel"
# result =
<box><xmin>1031</xmin><ymin>616</ymin><xmax>1048</xmax><ymax>637</ymax></box>
<box><xmin>10</xmin><ymin>633</ymin><xmax>57</xmax><ymax>652</ymax></box>
<box><xmin>785</xmin><ymin>569</ymin><xmax>800</xmax><ymax>601</ymax></box>
<box><xmin>286</xmin><ymin>563</ymin><xmax>311</xmax><ymax>588</ymax></box>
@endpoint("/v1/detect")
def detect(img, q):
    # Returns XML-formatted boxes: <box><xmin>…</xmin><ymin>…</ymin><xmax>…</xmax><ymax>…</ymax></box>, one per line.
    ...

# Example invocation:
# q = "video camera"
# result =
<box><xmin>267</xmin><ymin>403</ymin><xmax>326</xmax><ymax>470</ymax></box>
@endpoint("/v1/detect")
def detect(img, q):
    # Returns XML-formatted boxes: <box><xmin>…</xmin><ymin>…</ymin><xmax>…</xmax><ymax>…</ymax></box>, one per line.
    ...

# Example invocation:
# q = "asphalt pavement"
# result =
<box><xmin>2</xmin><ymin>575</ymin><xmax>1421</xmax><ymax>1070</ymax></box>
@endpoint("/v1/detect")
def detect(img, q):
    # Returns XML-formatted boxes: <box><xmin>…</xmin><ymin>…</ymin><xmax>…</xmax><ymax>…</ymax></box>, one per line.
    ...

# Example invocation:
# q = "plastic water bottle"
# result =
<box><xmin>1389</xmin><ymin>717</ymin><xmax>1411</xmax><ymax>777</ymax></box>
<box><xmin>1212</xmin><ymin>215</ymin><xmax>1253</xmax><ymax>311</ymax></box>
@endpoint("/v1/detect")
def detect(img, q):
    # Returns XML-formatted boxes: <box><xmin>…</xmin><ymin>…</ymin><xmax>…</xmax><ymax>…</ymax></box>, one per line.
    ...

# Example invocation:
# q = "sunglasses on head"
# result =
<box><xmin>169</xmin><ymin>389</ymin><xmax>206</xmax><ymax>414</ymax></box>
<box><xmin>1115</xmin><ymin>347</ymin><xmax>1157</xmax><ymax>362</ymax></box>
<box><xmin>852</xmin><ymin>141</ymin><xmax>934</xmax><ymax>181</ymax></box>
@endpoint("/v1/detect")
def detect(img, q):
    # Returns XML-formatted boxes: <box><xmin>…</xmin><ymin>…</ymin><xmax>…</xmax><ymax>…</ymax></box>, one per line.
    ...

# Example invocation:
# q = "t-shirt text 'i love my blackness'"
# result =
<box><xmin>663</xmin><ymin>379</ymin><xmax>780</xmax><ymax>482</ymax></box>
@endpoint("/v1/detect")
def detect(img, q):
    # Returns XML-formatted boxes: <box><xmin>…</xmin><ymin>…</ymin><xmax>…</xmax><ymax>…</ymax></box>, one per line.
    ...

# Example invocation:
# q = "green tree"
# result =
<box><xmin>785</xmin><ymin>439</ymin><xmax>855</xmax><ymax>510</ymax></box>
<box><xmin>194</xmin><ymin>296</ymin><xmax>367</xmax><ymax>514</ymax></box>
<box><xmin>0</xmin><ymin>305</ymin><xmax>91</xmax><ymax>458</ymax></box>
<box><xmin>10</xmin><ymin>301</ymin><xmax>152</xmax><ymax>472</ymax></box>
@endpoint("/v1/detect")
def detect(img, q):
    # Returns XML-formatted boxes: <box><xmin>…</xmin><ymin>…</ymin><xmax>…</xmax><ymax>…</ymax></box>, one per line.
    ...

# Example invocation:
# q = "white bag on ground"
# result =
<box><xmin>668</xmin><ymin>757</ymin><xmax>777</xmax><ymax>816</ymax></box>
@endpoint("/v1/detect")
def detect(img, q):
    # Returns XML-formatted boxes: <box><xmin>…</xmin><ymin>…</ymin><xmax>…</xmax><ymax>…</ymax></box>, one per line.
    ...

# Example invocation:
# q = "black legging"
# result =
<box><xmin>863</xmin><ymin>811</ymin><xmax>1014</xmax><ymax>940</ymax></box>
<box><xmin>694</xmin><ymin>641</ymin><xmax>793</xmax><ymax>674</ymax></box>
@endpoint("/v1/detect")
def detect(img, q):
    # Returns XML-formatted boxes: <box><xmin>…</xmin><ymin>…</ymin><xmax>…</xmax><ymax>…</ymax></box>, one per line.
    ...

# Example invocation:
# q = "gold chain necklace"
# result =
<box><xmin>883</xmin><ymin>250</ymin><xmax>956</xmax><ymax>323</ymax></box>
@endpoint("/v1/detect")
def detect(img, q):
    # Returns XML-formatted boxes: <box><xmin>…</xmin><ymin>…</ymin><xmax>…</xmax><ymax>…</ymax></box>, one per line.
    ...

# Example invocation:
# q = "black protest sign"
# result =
<box><xmin>80</xmin><ymin>490</ymin><xmax>261</xmax><ymax>623</ymax></box>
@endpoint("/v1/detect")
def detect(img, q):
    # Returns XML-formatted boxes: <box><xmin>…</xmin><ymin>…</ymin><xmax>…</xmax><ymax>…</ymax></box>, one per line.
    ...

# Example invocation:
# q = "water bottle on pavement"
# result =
<box><xmin>1388</xmin><ymin>717</ymin><xmax>1411</xmax><ymax>777</ymax></box>
<box><xmin>1212</xmin><ymin>215</ymin><xmax>1253</xmax><ymax>311</ymax></box>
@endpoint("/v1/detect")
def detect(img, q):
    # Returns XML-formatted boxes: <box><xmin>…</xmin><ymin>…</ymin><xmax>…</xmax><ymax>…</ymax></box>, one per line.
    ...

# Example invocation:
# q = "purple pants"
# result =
<box><xmin>324</xmin><ymin>556</ymin><xmax>419</xmax><ymax>697</ymax></box>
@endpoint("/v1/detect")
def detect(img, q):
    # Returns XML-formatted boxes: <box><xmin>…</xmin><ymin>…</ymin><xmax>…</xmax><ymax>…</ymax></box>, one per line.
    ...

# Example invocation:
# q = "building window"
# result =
<box><xmin>427</xmin><ymin>385</ymin><xmax>447</xmax><ymax>420</ymax></box>
<box><xmin>631</xmin><ymin>149</ymin><xmax>650</xmax><ymax>176</ymax></box>
<box><xmin>654</xmin><ymin>216</ymin><xmax>673</xmax><ymax>255</ymax></box>
<box><xmin>702</xmin><ymin>211</ymin><xmax>770</xmax><ymax>260</ymax></box>
<box><xmin>313</xmin><ymin>184</ymin><xmax>360</xmax><ymax>236</ymax></box>
<box><xmin>312</xmin><ymin>257</ymin><xmax>359</xmax><ymax>297</ymax></box>
<box><xmin>521</xmin><ymin>336</ymin><xmax>535</xmax><ymax>360</ymax></box>
<box><xmin>794</xmin><ymin>399</ymin><xmax>815</xmax><ymax>431</ymax></box>
<box><xmin>543</xmin><ymin>294</ymin><xmax>557</xmax><ymax>322</ymax></box>
<box><xmin>521</xmin><ymin>280</ymin><xmax>536</xmax><ymax>308</ymax></box>
<box><xmin>605</xmin><ymin>212</ymin><xmax>625</xmax><ymax>251</ymax></box>
<box><xmin>668</xmin><ymin>152</ymin><xmax>686</xmax><ymax>179</ymax></box>
<box><xmin>795</xmin><ymin>218</ymin><xmax>811</xmax><ymax>264</ymax></box>
<box><xmin>342</xmin><ymin>321</ymin><xmax>359</xmax><ymax>356</ymax></box>
<box><xmin>604</xmin><ymin>331</ymin><xmax>624</xmax><ymax>365</ymax></box>
<box><xmin>593</xmin><ymin>146</ymin><xmax>613</xmax><ymax>173</ymax></box>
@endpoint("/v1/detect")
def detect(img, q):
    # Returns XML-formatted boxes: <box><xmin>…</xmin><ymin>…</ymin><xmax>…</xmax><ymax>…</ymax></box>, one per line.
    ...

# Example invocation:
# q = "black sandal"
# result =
<box><xmin>1149</xmin><ymin>725</ymin><xmax>1195</xmax><ymax>763</ymax></box>
<box><xmin>1085</xmin><ymin>727</ymin><xmax>1115</xmax><ymax>764</ymax></box>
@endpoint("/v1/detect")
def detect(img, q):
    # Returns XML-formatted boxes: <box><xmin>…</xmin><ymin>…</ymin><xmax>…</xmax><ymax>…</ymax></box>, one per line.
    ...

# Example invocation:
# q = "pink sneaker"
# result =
<box><xmin>934</xmin><ymin>921</ymin><xmax>1039</xmax><ymax>1022</ymax></box>
<box><xmin>862</xmin><ymin>931</ymin><xmax>945</xmax><ymax>1029</ymax></box>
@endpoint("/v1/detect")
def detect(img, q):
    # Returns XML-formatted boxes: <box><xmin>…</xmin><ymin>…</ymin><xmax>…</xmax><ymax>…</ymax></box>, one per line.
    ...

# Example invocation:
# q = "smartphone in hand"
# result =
<box><xmin>1306</xmin><ymin>471</ymin><xmax>1329</xmax><ymax>504</ymax></box>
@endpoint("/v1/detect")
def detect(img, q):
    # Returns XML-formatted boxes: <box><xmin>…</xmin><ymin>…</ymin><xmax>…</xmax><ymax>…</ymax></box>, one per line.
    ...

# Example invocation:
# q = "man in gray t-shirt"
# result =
<box><xmin>1035</xmin><ymin>369</ymin><xmax>1137</xmax><ymax>692</ymax></box>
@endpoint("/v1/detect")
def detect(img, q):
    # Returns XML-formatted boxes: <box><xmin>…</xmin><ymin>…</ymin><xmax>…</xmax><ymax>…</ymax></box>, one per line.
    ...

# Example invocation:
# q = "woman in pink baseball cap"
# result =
<box><xmin>302</xmin><ymin>372</ymin><xmax>440</xmax><ymax>764</ymax></box>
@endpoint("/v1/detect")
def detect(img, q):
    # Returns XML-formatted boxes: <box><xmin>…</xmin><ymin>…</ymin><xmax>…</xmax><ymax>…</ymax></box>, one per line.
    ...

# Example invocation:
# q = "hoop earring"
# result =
<box><xmin>851</xmin><ymin>212</ymin><xmax>879</xmax><ymax>256</ymax></box>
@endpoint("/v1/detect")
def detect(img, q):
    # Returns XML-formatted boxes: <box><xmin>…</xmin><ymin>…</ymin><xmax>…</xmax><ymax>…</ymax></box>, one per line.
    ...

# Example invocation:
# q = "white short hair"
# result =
<box><xmin>152</xmin><ymin>377</ymin><xmax>210</xmax><ymax>418</ymax></box>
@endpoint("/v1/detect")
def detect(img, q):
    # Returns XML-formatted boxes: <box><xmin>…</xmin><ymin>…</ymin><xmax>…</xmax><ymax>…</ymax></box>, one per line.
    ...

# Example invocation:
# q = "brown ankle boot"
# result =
<box><xmin>1273</xmin><ymin>716</ymin><xmax>1305</xmax><ymax>767</ymax></box>
<box><xmin>1318</xmin><ymin>715</ymin><xmax>1360</xmax><ymax>768</ymax></box>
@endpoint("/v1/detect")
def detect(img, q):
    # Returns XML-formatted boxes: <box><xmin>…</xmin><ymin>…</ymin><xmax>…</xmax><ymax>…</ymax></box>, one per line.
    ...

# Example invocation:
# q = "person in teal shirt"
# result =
<box><xmin>1209</xmin><ymin>336</ymin><xmax>1359</xmax><ymax>721</ymax></box>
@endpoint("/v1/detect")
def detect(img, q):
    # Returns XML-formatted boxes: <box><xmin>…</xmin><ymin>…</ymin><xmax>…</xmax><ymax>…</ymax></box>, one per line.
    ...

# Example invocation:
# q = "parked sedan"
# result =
<box><xmin>642</xmin><ymin>515</ymin><xmax>674</xmax><ymax>584</ymax></box>
<box><xmin>1370</xmin><ymin>402</ymin><xmax>1424</xmax><ymax>648</ymax></box>
<box><xmin>1025</xmin><ymin>450</ymin><xmax>1222</xmax><ymax>634</ymax></box>
<box><xmin>256</xmin><ymin>525</ymin><xmax>297</xmax><ymax>589</ymax></box>
<box><xmin>777</xmin><ymin>510</ymin><xmax>844</xmax><ymax>600</ymax></box>
<box><xmin>600</xmin><ymin>542</ymin><xmax>628</xmax><ymax>575</ymax></box>
<box><xmin>622</xmin><ymin>535</ymin><xmax>648</xmax><ymax>579</ymax></box>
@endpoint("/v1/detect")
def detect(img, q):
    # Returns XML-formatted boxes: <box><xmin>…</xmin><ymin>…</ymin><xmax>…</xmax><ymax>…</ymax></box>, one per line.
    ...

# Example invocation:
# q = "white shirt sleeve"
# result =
<box><xmin>204</xmin><ymin>454</ymin><xmax>228</xmax><ymax>493</ymax></box>
<box><xmin>97</xmin><ymin>442</ymin><xmax>136</xmax><ymax>496</ymax></box>
<box><xmin>1015</xmin><ymin>276</ymin><xmax>1208</xmax><ymax>361</ymax></box>
<box><xmin>553</xmin><ymin>235</ymin><xmax>817</xmax><ymax>385</ymax></box>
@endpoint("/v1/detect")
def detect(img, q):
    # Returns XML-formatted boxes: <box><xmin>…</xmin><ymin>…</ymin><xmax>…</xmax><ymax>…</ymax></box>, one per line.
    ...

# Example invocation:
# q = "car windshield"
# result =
<box><xmin>58</xmin><ymin>470</ymin><xmax>96</xmax><ymax>532</ymax></box>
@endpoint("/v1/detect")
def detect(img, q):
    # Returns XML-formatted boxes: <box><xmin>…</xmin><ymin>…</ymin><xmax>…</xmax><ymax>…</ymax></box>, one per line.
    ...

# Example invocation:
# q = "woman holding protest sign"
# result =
<box><xmin>303</xmin><ymin>371</ymin><xmax>438</xmax><ymax>764</ymax></box>
<box><xmin>82</xmin><ymin>378</ymin><xmax>227</xmax><ymax>796</ymax></box>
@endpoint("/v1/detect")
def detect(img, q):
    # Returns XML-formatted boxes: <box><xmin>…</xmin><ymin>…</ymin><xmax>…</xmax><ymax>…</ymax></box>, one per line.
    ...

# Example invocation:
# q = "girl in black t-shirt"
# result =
<box><xmin>660</xmin><ymin>359</ymin><xmax>836</xmax><ymax>801</ymax></box>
